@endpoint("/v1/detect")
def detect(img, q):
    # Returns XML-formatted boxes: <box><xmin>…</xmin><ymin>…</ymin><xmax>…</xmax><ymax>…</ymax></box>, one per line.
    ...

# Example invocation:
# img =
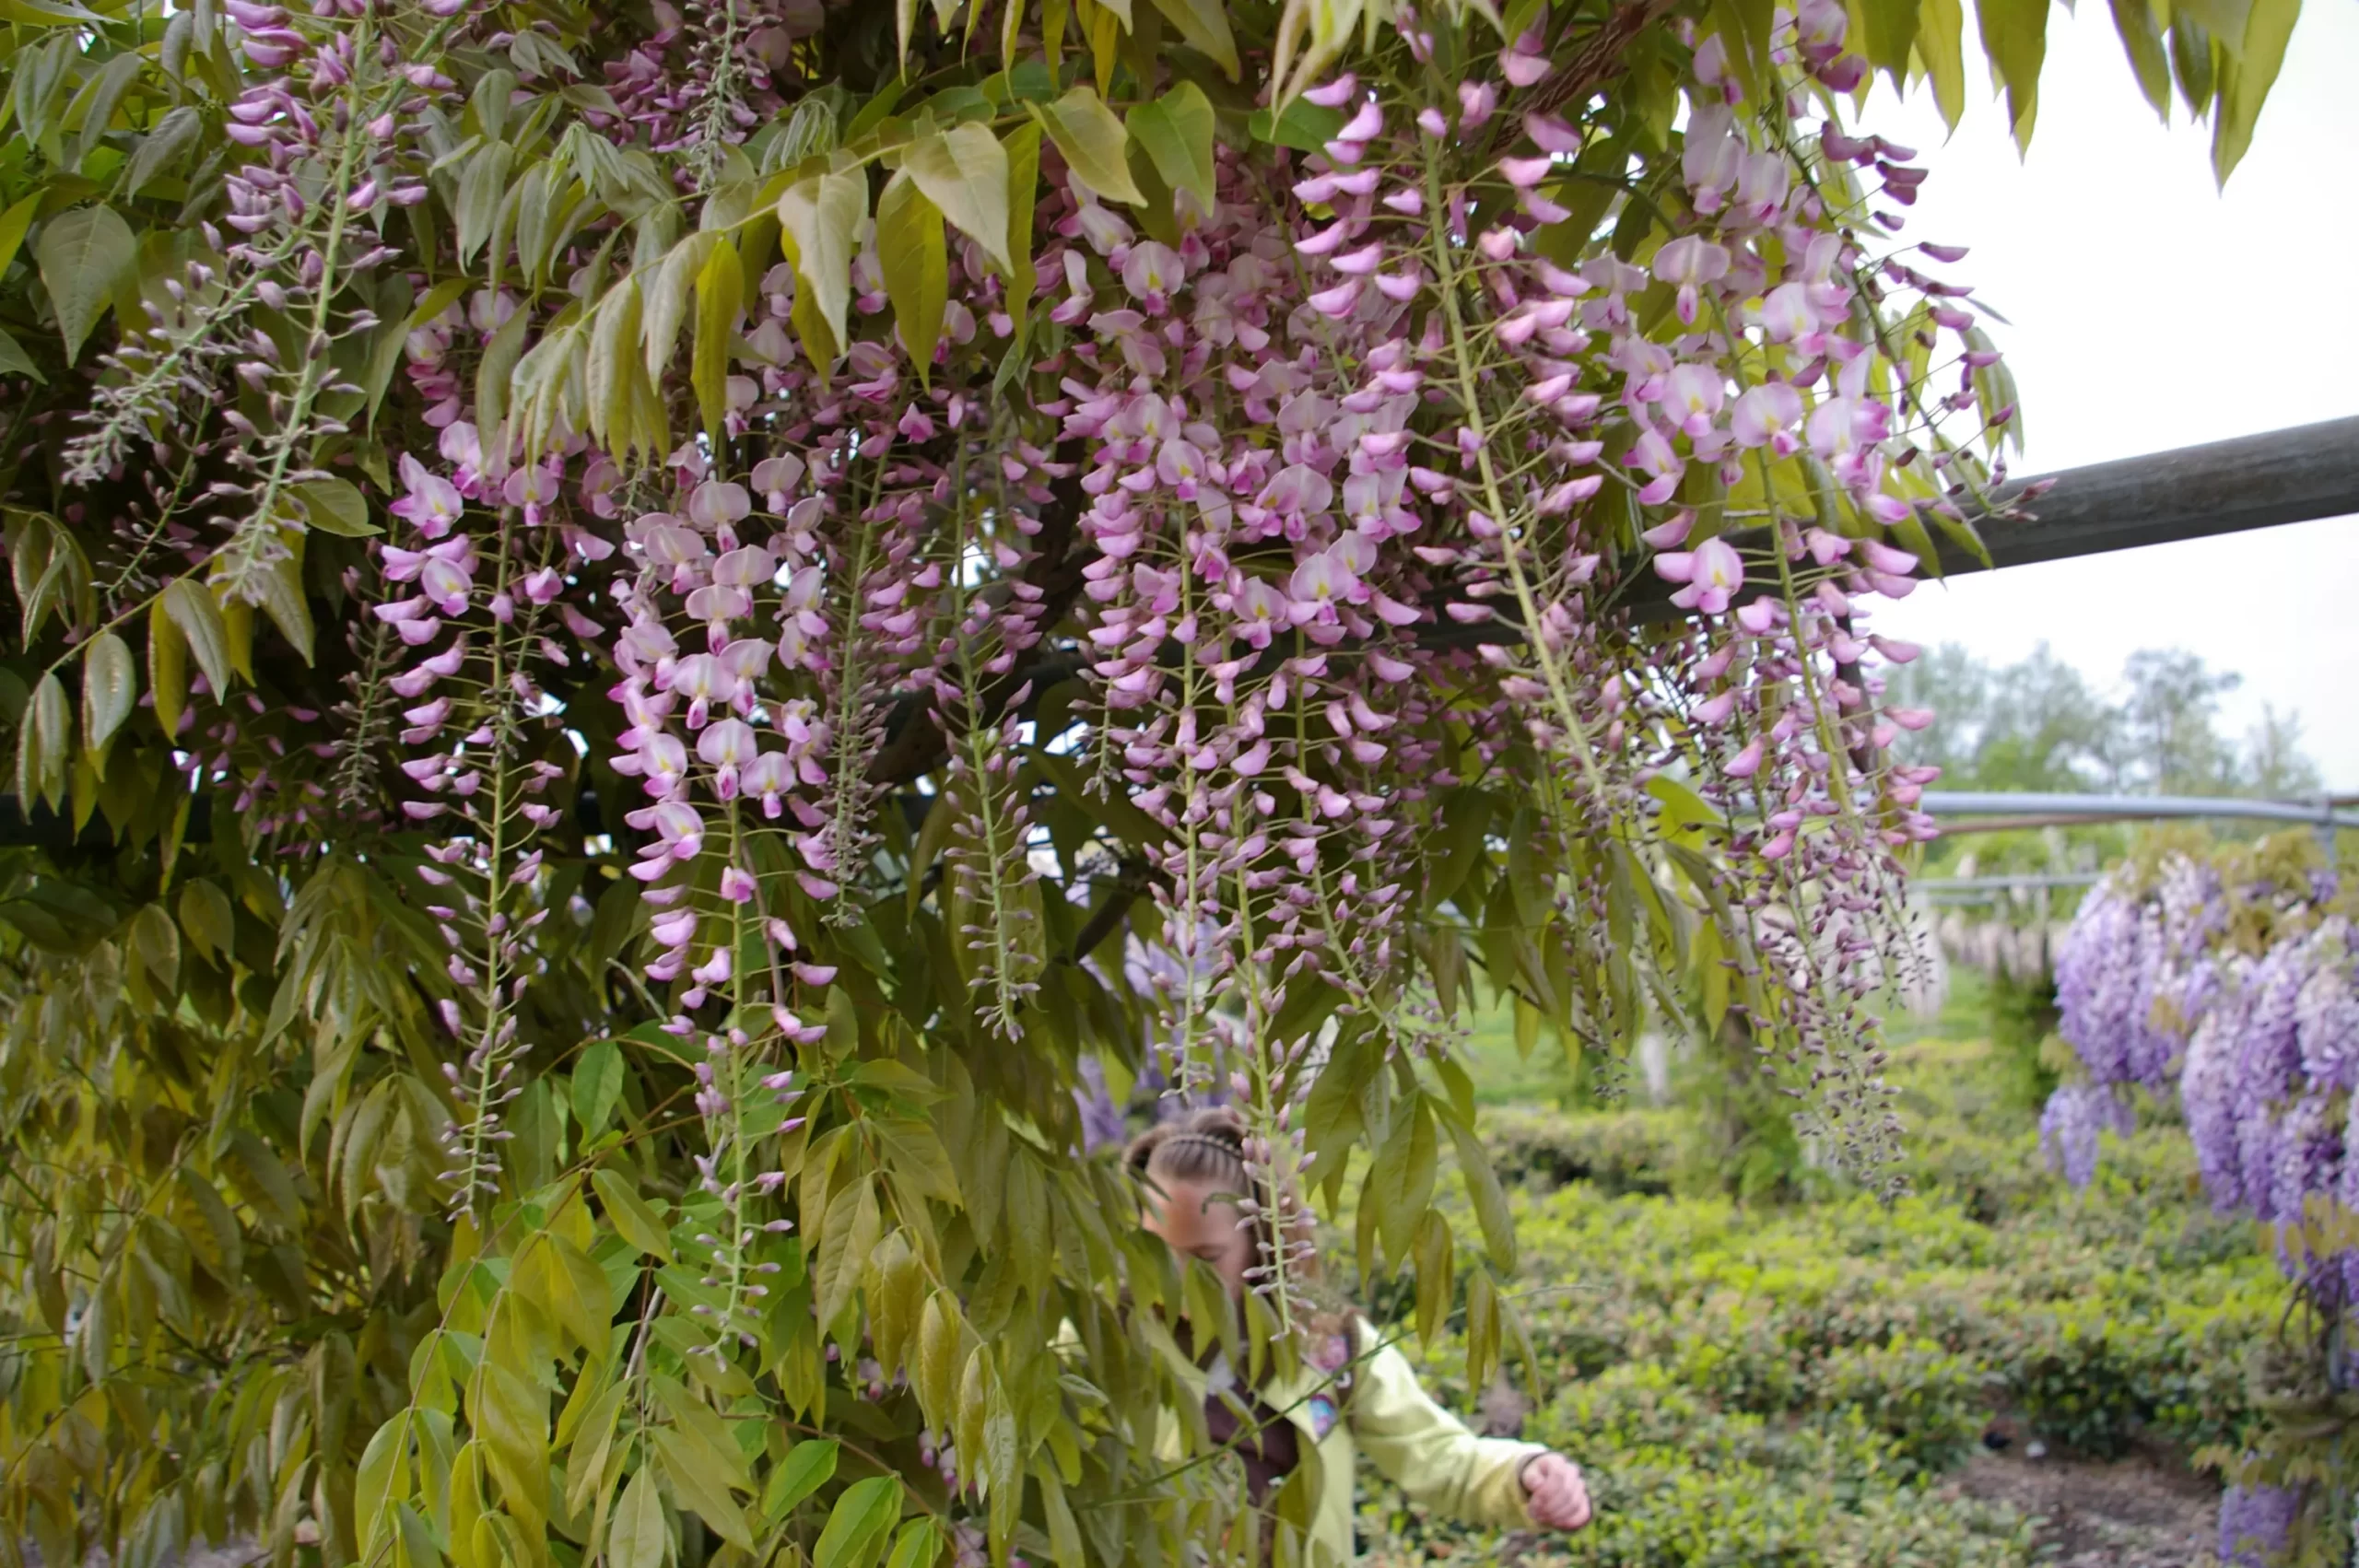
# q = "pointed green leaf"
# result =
<box><xmin>294</xmin><ymin>477</ymin><xmax>380</xmax><ymax>537</ymax></box>
<box><xmin>1975</xmin><ymin>0</ymin><xmax>2045</xmax><ymax>146</ymax></box>
<box><xmin>178</xmin><ymin>879</ymin><xmax>233</xmax><ymax>963</ymax></box>
<box><xmin>81</xmin><ymin>630</ymin><xmax>135</xmax><ymax>756</ymax></box>
<box><xmin>1143</xmin><ymin>0</ymin><xmax>1238</xmax><ymax>76</ymax></box>
<box><xmin>652</xmin><ymin>1428</ymin><xmax>754</xmax><ymax>1551</ymax></box>
<box><xmin>2214</xmin><ymin>0</ymin><xmax>2297</xmax><ymax>182</ymax></box>
<box><xmin>875</xmin><ymin>172</ymin><xmax>947</xmax><ymax>386</ymax></box>
<box><xmin>36</xmin><ymin>205</ymin><xmax>135</xmax><ymax>363</ymax></box>
<box><xmin>776</xmin><ymin>170</ymin><xmax>865</xmax><ymax>366</ymax></box>
<box><xmin>1915</xmin><ymin>0</ymin><xmax>1966</xmax><ymax>128</ymax></box>
<box><xmin>1444</xmin><ymin>1115</ymin><xmax>1517</xmax><ymax>1273</ymax></box>
<box><xmin>610</xmin><ymin>1464</ymin><xmax>669</xmax><ymax>1568</ymax></box>
<box><xmin>255</xmin><ymin>555</ymin><xmax>314</xmax><ymax>664</ymax></box>
<box><xmin>1365</xmin><ymin>1095</ymin><xmax>1437</xmax><ymax>1264</ymax></box>
<box><xmin>692</xmin><ymin>238</ymin><xmax>743</xmax><ymax>443</ymax></box>
<box><xmin>905</xmin><ymin>123</ymin><xmax>1013</xmax><ymax>275</ymax></box>
<box><xmin>586</xmin><ymin>277</ymin><xmax>645</xmax><ymax>457</ymax></box>
<box><xmin>2105</xmin><ymin>0</ymin><xmax>2171</xmax><ymax>119</ymax></box>
<box><xmin>761</xmin><ymin>1438</ymin><xmax>839</xmax><ymax>1522</ymax></box>
<box><xmin>456</xmin><ymin>143</ymin><xmax>515</xmax><ymax>267</ymax></box>
<box><xmin>147</xmin><ymin>592</ymin><xmax>186</xmax><ymax>739</ymax></box>
<box><xmin>1003</xmin><ymin>122</ymin><xmax>1041</xmax><ymax>339</ymax></box>
<box><xmin>592</xmin><ymin>1167</ymin><xmax>675</xmax><ymax>1261</ymax></box>
<box><xmin>0</xmin><ymin>326</ymin><xmax>42</xmax><ymax>384</ymax></box>
<box><xmin>1125</xmin><ymin>83</ymin><xmax>1216</xmax><ymax>212</ymax></box>
<box><xmin>0</xmin><ymin>193</ymin><xmax>39</xmax><ymax>284</ymax></box>
<box><xmin>815</xmin><ymin>1176</ymin><xmax>880</xmax><ymax>1328</ymax></box>
<box><xmin>18</xmin><ymin>672</ymin><xmax>67</xmax><ymax>810</ymax></box>
<box><xmin>1036</xmin><ymin>86</ymin><xmax>1142</xmax><ymax>205</ymax></box>
<box><xmin>126</xmin><ymin>104</ymin><xmax>204</xmax><ymax>194</ymax></box>
<box><xmin>162</xmin><ymin>580</ymin><xmax>231</xmax><ymax>701</ymax></box>
<box><xmin>572</xmin><ymin>1039</ymin><xmax>625</xmax><ymax>1137</ymax></box>
<box><xmin>813</xmin><ymin>1477</ymin><xmax>902</xmax><ymax>1568</ymax></box>
<box><xmin>643</xmin><ymin>232</ymin><xmax>710</xmax><ymax>381</ymax></box>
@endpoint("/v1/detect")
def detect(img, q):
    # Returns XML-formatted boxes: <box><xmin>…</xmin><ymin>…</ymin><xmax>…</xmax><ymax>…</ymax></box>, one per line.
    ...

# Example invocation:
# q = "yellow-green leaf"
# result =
<box><xmin>904</xmin><ymin>123</ymin><xmax>1014</xmax><ymax>275</ymax></box>
<box><xmin>254</xmin><ymin>554</ymin><xmax>314</xmax><ymax>665</ymax></box>
<box><xmin>813</xmin><ymin>1476</ymin><xmax>902</xmax><ymax>1568</ymax></box>
<box><xmin>1003</xmin><ymin>122</ymin><xmax>1042</xmax><ymax>338</ymax></box>
<box><xmin>610</xmin><ymin>1464</ymin><xmax>669</xmax><ymax>1568</ymax></box>
<box><xmin>1365</xmin><ymin>1095</ymin><xmax>1438</xmax><ymax>1264</ymax></box>
<box><xmin>163</xmin><ymin>578</ymin><xmax>231</xmax><ymax>700</ymax></box>
<box><xmin>18</xmin><ymin>672</ymin><xmax>67</xmax><ymax>809</ymax></box>
<box><xmin>814</xmin><ymin>1176</ymin><xmax>880</xmax><ymax>1329</ymax></box>
<box><xmin>1410</xmin><ymin>1209</ymin><xmax>1452</xmax><ymax>1348</ymax></box>
<box><xmin>178</xmin><ymin>879</ymin><xmax>233</xmax><ymax>963</ymax></box>
<box><xmin>572</xmin><ymin>1039</ymin><xmax>625</xmax><ymax>1138</ymax></box>
<box><xmin>294</xmin><ymin>477</ymin><xmax>380</xmax><ymax>537</ymax></box>
<box><xmin>776</xmin><ymin>170</ymin><xmax>865</xmax><ymax>366</ymax></box>
<box><xmin>1036</xmin><ymin>86</ymin><xmax>1142</xmax><ymax>205</ymax></box>
<box><xmin>1444</xmin><ymin>1114</ymin><xmax>1518</xmax><ymax>1273</ymax></box>
<box><xmin>147</xmin><ymin>592</ymin><xmax>187</xmax><ymax>740</ymax></box>
<box><xmin>1125</xmin><ymin>82</ymin><xmax>1216</xmax><ymax>213</ymax></box>
<box><xmin>592</xmin><ymin>1168</ymin><xmax>675</xmax><ymax>1261</ymax></box>
<box><xmin>643</xmin><ymin>232</ymin><xmax>711</xmax><ymax>381</ymax></box>
<box><xmin>81</xmin><ymin>630</ymin><xmax>135</xmax><ymax>757</ymax></box>
<box><xmin>760</xmin><ymin>1439</ymin><xmax>839</xmax><ymax>1523</ymax></box>
<box><xmin>36</xmin><ymin>205</ymin><xmax>135</xmax><ymax>363</ymax></box>
<box><xmin>1143</xmin><ymin>0</ymin><xmax>1238</xmax><ymax>76</ymax></box>
<box><xmin>2213</xmin><ymin>0</ymin><xmax>2297</xmax><ymax>183</ymax></box>
<box><xmin>586</xmin><ymin>278</ymin><xmax>645</xmax><ymax>458</ymax></box>
<box><xmin>652</xmin><ymin>1428</ymin><xmax>754</xmax><ymax>1551</ymax></box>
<box><xmin>1916</xmin><ymin>0</ymin><xmax>1966</xmax><ymax>128</ymax></box>
<box><xmin>476</xmin><ymin>1361</ymin><xmax>549</xmax><ymax>1534</ymax></box>
<box><xmin>875</xmin><ymin>172</ymin><xmax>947</xmax><ymax>386</ymax></box>
<box><xmin>693</xmin><ymin>238</ymin><xmax>743</xmax><ymax>443</ymax></box>
<box><xmin>1975</xmin><ymin>0</ymin><xmax>2047</xmax><ymax>146</ymax></box>
<box><xmin>0</xmin><ymin>193</ymin><xmax>39</xmax><ymax>285</ymax></box>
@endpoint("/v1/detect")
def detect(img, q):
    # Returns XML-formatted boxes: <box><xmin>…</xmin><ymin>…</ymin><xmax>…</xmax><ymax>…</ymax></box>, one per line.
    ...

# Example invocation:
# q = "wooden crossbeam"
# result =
<box><xmin>1613</xmin><ymin>414</ymin><xmax>2359</xmax><ymax>623</ymax></box>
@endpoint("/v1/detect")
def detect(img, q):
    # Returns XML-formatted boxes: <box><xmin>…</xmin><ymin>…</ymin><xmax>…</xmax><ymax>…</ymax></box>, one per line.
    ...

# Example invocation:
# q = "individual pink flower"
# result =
<box><xmin>390</xmin><ymin>453</ymin><xmax>464</xmax><ymax>537</ymax></box>
<box><xmin>1500</xmin><ymin>27</ymin><xmax>1549</xmax><ymax>86</ymax></box>
<box><xmin>698</xmin><ymin>719</ymin><xmax>757</xmax><ymax>797</ymax></box>
<box><xmin>1651</xmin><ymin>236</ymin><xmax>1730</xmax><ymax>326</ymax></box>
<box><xmin>1286</xmin><ymin>551</ymin><xmax>1361</xmax><ymax>624</ymax></box>
<box><xmin>1120</xmin><ymin>241</ymin><xmax>1183</xmax><ymax>304</ymax></box>
<box><xmin>1731</xmin><ymin>383</ymin><xmax>1803</xmax><ymax>454</ymax></box>
<box><xmin>1663</xmin><ymin>363</ymin><xmax>1726</xmax><ymax>437</ymax></box>
<box><xmin>1657</xmin><ymin>536</ymin><xmax>1744</xmax><ymax>614</ymax></box>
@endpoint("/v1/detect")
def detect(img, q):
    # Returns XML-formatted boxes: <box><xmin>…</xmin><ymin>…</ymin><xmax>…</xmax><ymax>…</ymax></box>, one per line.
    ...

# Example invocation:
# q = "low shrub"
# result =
<box><xmin>1482</xmin><ymin>1106</ymin><xmax>1683</xmax><ymax>1197</ymax></box>
<box><xmin>1346</xmin><ymin>1016</ymin><xmax>2283</xmax><ymax>1567</ymax></box>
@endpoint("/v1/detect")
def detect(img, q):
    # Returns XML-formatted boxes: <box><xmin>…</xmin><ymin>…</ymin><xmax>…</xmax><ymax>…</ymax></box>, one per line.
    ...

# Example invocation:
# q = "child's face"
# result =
<box><xmin>1141</xmin><ymin>1176</ymin><xmax>1255</xmax><ymax>1302</ymax></box>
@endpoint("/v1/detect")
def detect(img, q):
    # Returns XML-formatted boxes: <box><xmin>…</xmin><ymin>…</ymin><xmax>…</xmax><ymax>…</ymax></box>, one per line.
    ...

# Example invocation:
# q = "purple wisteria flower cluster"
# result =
<box><xmin>2050</xmin><ymin>848</ymin><xmax>2358</xmax><ymax>1302</ymax></box>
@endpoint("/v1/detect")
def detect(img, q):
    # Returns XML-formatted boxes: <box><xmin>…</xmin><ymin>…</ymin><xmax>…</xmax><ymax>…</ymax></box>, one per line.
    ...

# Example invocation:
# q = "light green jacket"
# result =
<box><xmin>1156</xmin><ymin>1324</ymin><xmax>1547</xmax><ymax>1568</ymax></box>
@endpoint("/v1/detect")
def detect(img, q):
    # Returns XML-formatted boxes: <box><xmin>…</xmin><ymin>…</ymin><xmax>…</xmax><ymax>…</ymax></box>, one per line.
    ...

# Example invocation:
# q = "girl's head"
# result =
<box><xmin>1127</xmin><ymin>1108</ymin><xmax>1310</xmax><ymax>1304</ymax></box>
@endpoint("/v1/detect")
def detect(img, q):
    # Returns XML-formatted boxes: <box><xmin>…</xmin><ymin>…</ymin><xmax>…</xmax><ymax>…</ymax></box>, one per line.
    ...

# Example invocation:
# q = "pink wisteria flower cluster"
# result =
<box><xmin>334</xmin><ymin>0</ymin><xmax>2011</xmax><ymax>1317</ymax></box>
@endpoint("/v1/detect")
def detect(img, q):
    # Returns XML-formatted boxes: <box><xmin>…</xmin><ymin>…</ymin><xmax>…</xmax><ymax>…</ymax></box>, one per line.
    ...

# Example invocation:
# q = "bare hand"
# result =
<box><xmin>1520</xmin><ymin>1452</ymin><xmax>1591</xmax><ymax>1531</ymax></box>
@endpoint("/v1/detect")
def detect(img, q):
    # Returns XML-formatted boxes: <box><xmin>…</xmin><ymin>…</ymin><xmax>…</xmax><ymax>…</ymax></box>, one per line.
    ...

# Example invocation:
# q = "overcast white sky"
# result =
<box><xmin>1852</xmin><ymin>3</ymin><xmax>2359</xmax><ymax>791</ymax></box>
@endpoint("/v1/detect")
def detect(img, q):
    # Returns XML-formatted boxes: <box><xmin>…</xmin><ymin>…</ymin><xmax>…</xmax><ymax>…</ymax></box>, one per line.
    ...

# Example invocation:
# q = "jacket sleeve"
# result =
<box><xmin>1345</xmin><ymin>1332</ymin><xmax>1547</xmax><ymax>1529</ymax></box>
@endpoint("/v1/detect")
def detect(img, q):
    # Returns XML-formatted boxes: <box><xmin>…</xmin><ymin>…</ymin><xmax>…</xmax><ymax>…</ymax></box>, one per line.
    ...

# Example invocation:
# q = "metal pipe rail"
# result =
<box><xmin>1919</xmin><ymin>790</ymin><xmax>2359</xmax><ymax>831</ymax></box>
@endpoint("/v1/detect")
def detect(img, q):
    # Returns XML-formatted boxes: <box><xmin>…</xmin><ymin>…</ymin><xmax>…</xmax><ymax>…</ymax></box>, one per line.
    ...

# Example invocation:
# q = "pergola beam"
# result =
<box><xmin>1613</xmin><ymin>415</ymin><xmax>2359</xmax><ymax>623</ymax></box>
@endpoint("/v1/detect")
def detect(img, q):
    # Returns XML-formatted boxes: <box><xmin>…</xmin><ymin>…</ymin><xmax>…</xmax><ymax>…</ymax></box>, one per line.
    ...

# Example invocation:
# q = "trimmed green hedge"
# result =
<box><xmin>1349</xmin><ymin>1027</ymin><xmax>2279</xmax><ymax>1567</ymax></box>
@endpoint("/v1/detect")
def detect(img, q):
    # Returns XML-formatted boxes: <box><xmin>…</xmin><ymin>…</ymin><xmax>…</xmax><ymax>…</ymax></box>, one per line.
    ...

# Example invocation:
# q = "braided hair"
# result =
<box><xmin>1125</xmin><ymin>1107</ymin><xmax>1324</xmax><ymax>1289</ymax></box>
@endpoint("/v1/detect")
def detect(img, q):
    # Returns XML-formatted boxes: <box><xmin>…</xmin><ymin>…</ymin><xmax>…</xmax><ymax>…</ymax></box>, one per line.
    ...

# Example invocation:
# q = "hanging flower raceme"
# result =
<box><xmin>2049</xmin><ymin>845</ymin><xmax>2356</xmax><ymax>1295</ymax></box>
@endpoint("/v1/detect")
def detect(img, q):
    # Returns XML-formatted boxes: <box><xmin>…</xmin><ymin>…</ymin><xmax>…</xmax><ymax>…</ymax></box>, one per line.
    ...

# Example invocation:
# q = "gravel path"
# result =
<box><xmin>1950</xmin><ymin>1445</ymin><xmax>2222</xmax><ymax>1567</ymax></box>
